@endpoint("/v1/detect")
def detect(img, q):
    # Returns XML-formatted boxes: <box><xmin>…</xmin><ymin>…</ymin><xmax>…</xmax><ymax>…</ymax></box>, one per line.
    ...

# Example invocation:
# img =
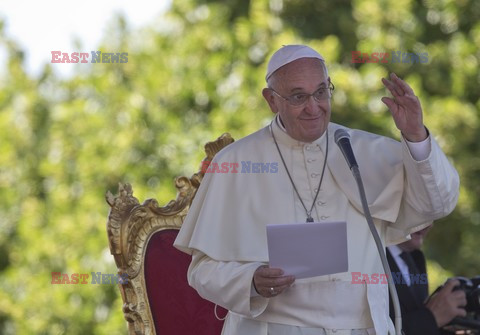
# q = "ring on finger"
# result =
<box><xmin>270</xmin><ymin>287</ymin><xmax>275</xmax><ymax>295</ymax></box>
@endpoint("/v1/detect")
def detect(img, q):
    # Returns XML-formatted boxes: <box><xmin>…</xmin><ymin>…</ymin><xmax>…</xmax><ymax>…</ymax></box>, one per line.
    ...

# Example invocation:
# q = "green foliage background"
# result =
<box><xmin>0</xmin><ymin>0</ymin><xmax>479</xmax><ymax>333</ymax></box>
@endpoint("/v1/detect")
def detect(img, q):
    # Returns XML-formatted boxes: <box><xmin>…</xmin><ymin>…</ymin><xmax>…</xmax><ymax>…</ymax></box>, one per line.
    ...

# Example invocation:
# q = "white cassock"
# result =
<box><xmin>174</xmin><ymin>115</ymin><xmax>459</xmax><ymax>335</ymax></box>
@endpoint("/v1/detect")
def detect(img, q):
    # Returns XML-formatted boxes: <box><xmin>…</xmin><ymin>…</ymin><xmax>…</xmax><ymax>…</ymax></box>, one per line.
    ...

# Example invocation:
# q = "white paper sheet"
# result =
<box><xmin>266</xmin><ymin>221</ymin><xmax>348</xmax><ymax>279</ymax></box>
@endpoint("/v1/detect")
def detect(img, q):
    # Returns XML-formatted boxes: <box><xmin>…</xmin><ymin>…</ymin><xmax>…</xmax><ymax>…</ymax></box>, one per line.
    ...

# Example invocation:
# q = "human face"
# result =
<box><xmin>262</xmin><ymin>58</ymin><xmax>332</xmax><ymax>142</ymax></box>
<box><xmin>398</xmin><ymin>225</ymin><xmax>433</xmax><ymax>252</ymax></box>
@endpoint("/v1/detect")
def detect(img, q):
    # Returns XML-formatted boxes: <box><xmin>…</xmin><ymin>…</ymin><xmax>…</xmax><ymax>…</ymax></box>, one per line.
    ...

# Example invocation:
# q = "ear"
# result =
<box><xmin>262</xmin><ymin>88</ymin><xmax>278</xmax><ymax>114</ymax></box>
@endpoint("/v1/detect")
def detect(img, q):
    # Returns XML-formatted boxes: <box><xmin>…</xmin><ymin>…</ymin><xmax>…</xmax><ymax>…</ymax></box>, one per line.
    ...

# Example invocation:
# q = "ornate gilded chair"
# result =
<box><xmin>105</xmin><ymin>133</ymin><xmax>234</xmax><ymax>335</ymax></box>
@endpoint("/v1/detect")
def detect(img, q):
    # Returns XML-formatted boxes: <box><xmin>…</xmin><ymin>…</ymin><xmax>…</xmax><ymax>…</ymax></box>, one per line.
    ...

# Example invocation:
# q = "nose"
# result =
<box><xmin>303</xmin><ymin>95</ymin><xmax>321</xmax><ymax>115</ymax></box>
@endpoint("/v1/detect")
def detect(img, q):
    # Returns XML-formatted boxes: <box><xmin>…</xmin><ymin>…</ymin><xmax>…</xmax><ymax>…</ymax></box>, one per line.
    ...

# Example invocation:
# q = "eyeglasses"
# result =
<box><xmin>270</xmin><ymin>82</ymin><xmax>335</xmax><ymax>106</ymax></box>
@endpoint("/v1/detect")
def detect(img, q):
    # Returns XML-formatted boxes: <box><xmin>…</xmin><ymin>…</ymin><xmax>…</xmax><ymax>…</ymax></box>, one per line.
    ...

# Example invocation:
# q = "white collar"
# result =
<box><xmin>387</xmin><ymin>244</ymin><xmax>404</xmax><ymax>258</ymax></box>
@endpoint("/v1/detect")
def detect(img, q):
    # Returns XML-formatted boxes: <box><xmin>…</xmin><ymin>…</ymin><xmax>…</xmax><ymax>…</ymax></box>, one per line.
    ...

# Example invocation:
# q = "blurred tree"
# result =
<box><xmin>0</xmin><ymin>0</ymin><xmax>478</xmax><ymax>333</ymax></box>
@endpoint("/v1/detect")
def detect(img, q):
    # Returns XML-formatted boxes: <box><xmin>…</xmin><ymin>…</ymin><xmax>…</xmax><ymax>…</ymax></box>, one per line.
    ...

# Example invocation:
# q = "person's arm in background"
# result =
<box><xmin>391</xmin><ymin>279</ymin><xmax>467</xmax><ymax>334</ymax></box>
<box><xmin>424</xmin><ymin>279</ymin><xmax>467</xmax><ymax>328</ymax></box>
<box><xmin>401</xmin><ymin>306</ymin><xmax>440</xmax><ymax>335</ymax></box>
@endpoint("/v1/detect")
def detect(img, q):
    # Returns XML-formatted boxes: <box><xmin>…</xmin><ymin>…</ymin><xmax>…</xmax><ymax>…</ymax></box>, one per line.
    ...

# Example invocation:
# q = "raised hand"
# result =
<box><xmin>381</xmin><ymin>73</ymin><xmax>428</xmax><ymax>142</ymax></box>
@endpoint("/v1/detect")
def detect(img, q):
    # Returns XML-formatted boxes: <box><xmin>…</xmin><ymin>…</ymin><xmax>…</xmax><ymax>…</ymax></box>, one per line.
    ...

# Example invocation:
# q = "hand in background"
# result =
<box><xmin>425</xmin><ymin>279</ymin><xmax>467</xmax><ymax>327</ymax></box>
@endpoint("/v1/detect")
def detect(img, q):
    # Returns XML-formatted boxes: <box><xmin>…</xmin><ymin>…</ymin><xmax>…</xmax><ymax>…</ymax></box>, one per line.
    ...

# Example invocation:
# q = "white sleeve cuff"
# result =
<box><xmin>405</xmin><ymin>136</ymin><xmax>431</xmax><ymax>161</ymax></box>
<box><xmin>251</xmin><ymin>281</ymin><xmax>260</xmax><ymax>297</ymax></box>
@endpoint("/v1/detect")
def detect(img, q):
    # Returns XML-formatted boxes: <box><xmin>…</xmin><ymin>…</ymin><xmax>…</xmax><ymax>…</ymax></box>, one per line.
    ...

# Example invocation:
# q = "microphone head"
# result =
<box><xmin>334</xmin><ymin>128</ymin><xmax>358</xmax><ymax>170</ymax></box>
<box><xmin>334</xmin><ymin>129</ymin><xmax>350</xmax><ymax>144</ymax></box>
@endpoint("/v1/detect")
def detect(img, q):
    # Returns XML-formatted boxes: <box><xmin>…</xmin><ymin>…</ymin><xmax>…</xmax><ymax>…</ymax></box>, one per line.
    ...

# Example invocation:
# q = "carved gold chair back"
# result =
<box><xmin>105</xmin><ymin>133</ymin><xmax>234</xmax><ymax>334</ymax></box>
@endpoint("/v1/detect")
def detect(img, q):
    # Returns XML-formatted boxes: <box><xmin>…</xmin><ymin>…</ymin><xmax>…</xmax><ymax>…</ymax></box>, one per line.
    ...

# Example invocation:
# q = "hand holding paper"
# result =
<box><xmin>252</xmin><ymin>265</ymin><xmax>295</xmax><ymax>298</ymax></box>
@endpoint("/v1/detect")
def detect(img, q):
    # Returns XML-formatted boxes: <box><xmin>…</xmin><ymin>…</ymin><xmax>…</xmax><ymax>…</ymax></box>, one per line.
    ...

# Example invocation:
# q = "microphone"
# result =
<box><xmin>334</xmin><ymin>129</ymin><xmax>358</xmax><ymax>170</ymax></box>
<box><xmin>334</xmin><ymin>128</ymin><xmax>403</xmax><ymax>334</ymax></box>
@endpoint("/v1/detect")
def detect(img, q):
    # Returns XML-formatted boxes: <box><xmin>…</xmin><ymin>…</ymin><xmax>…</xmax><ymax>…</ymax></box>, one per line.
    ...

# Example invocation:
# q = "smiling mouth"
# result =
<box><xmin>300</xmin><ymin>116</ymin><xmax>321</xmax><ymax>121</ymax></box>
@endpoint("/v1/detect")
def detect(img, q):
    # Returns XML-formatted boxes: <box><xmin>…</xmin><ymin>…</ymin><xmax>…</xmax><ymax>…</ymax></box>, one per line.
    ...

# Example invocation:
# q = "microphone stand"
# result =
<box><xmin>350</xmin><ymin>165</ymin><xmax>403</xmax><ymax>335</ymax></box>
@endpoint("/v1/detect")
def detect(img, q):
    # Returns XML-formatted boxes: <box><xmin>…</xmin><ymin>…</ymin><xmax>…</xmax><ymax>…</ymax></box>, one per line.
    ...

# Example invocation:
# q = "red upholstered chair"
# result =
<box><xmin>106</xmin><ymin>133</ymin><xmax>233</xmax><ymax>335</ymax></box>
